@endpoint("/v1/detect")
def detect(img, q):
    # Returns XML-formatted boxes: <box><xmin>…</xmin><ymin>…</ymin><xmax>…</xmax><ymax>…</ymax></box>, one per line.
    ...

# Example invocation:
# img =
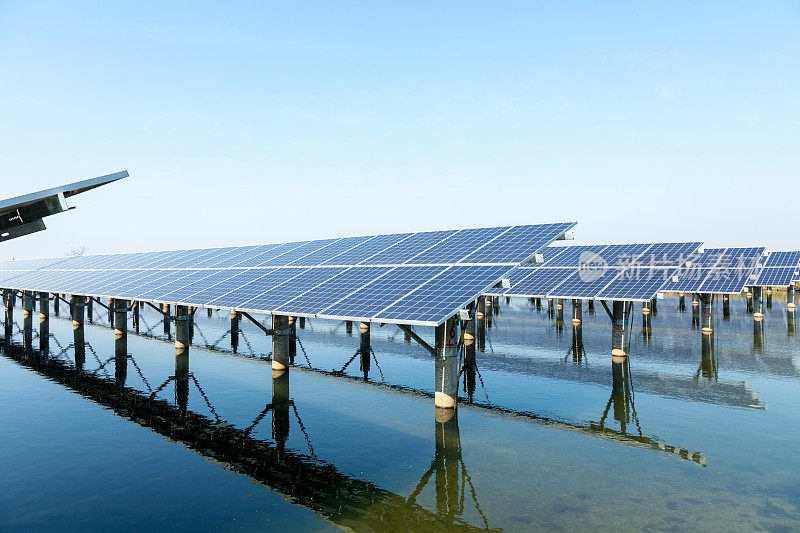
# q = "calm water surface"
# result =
<box><xmin>1</xmin><ymin>295</ymin><xmax>799</xmax><ymax>531</ymax></box>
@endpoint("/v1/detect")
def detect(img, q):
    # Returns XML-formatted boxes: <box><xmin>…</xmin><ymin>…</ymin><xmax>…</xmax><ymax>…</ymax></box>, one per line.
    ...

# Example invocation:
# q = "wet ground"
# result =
<box><xmin>1</xmin><ymin>294</ymin><xmax>799</xmax><ymax>531</ymax></box>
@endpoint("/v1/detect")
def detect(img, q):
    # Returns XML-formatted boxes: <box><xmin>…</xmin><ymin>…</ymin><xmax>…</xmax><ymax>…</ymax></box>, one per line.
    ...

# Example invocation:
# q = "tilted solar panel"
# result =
<box><xmin>764</xmin><ymin>251</ymin><xmax>800</xmax><ymax>268</ymax></box>
<box><xmin>752</xmin><ymin>267</ymin><xmax>799</xmax><ymax>287</ymax></box>
<box><xmin>0</xmin><ymin>222</ymin><xmax>575</xmax><ymax>326</ymax></box>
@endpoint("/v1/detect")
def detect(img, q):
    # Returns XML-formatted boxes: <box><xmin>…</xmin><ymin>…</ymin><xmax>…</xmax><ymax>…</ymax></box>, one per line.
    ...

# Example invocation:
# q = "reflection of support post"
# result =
<box><xmin>571</xmin><ymin>321</ymin><xmax>584</xmax><ymax>362</ymax></box>
<box><xmin>433</xmin><ymin>408</ymin><xmax>461</xmax><ymax>523</ymax></box>
<box><xmin>108</xmin><ymin>298</ymin><xmax>115</xmax><ymax>326</ymax></box>
<box><xmin>699</xmin><ymin>330</ymin><xmax>716</xmax><ymax>381</ymax></box>
<box><xmin>722</xmin><ymin>295</ymin><xmax>730</xmax><ymax>319</ymax></box>
<box><xmin>115</xmin><ymin>333</ymin><xmax>127</xmax><ymax>389</ymax></box>
<box><xmin>700</xmin><ymin>294</ymin><xmax>713</xmax><ymax>335</ymax></box>
<box><xmin>753</xmin><ymin>318</ymin><xmax>765</xmax><ymax>354</ymax></box>
<box><xmin>476</xmin><ymin>296</ymin><xmax>486</xmax><ymax>352</ymax></box>
<box><xmin>610</xmin><ymin>356</ymin><xmax>631</xmax><ymax>433</ymax></box>
<box><xmin>272</xmin><ymin>314</ymin><xmax>290</xmax><ymax>372</ymax></box>
<box><xmin>230</xmin><ymin>310</ymin><xmax>240</xmax><ymax>353</ymax></box>
<box><xmin>54</xmin><ymin>293</ymin><xmax>60</xmax><ymax>317</ymax></box>
<box><xmin>486</xmin><ymin>296</ymin><xmax>493</xmax><ymax>327</ymax></box>
<box><xmin>71</xmin><ymin>294</ymin><xmax>85</xmax><ymax>371</ymax></box>
<box><xmin>753</xmin><ymin>287</ymin><xmax>764</xmax><ymax>322</ymax></box>
<box><xmin>434</xmin><ymin>317</ymin><xmax>458</xmax><ymax>409</ymax></box>
<box><xmin>788</xmin><ymin>308</ymin><xmax>797</xmax><ymax>337</ymax></box>
<box><xmin>38</xmin><ymin>292</ymin><xmax>49</xmax><ymax>356</ymax></box>
<box><xmin>132</xmin><ymin>301</ymin><xmax>140</xmax><ymax>333</ymax></box>
<box><xmin>463</xmin><ymin>305</ymin><xmax>476</xmax><ymax>402</ymax></box>
<box><xmin>536</xmin><ymin>297</ymin><xmax>542</xmax><ymax>311</ymax></box>
<box><xmin>289</xmin><ymin>316</ymin><xmax>297</xmax><ymax>365</ymax></box>
<box><xmin>492</xmin><ymin>296</ymin><xmax>500</xmax><ymax>315</ymax></box>
<box><xmin>679</xmin><ymin>293</ymin><xmax>686</xmax><ymax>312</ymax></box>
<box><xmin>272</xmin><ymin>368</ymin><xmax>290</xmax><ymax>457</ymax></box>
<box><xmin>22</xmin><ymin>291</ymin><xmax>33</xmax><ymax>349</ymax></box>
<box><xmin>162</xmin><ymin>303</ymin><xmax>171</xmax><ymax>337</ymax></box>
<box><xmin>611</xmin><ymin>301</ymin><xmax>627</xmax><ymax>359</ymax></box>
<box><xmin>650</xmin><ymin>297</ymin><xmax>657</xmax><ymax>315</ymax></box>
<box><xmin>359</xmin><ymin>322</ymin><xmax>370</xmax><ymax>379</ymax></box>
<box><xmin>175</xmin><ymin>305</ymin><xmax>191</xmax><ymax>415</ymax></box>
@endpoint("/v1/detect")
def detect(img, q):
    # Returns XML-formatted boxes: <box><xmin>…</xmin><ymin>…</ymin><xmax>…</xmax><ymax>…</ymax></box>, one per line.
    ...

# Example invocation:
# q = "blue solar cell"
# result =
<box><xmin>361</xmin><ymin>231</ymin><xmax>456</xmax><ymax>265</ymax></box>
<box><xmin>155</xmin><ymin>250</ymin><xmax>210</xmax><ymax>269</ymax></box>
<box><xmin>461</xmin><ymin>223</ymin><xmax>576</xmax><ymax>264</ymax></box>
<box><xmin>597</xmin><ymin>244</ymin><xmax>653</xmax><ymax>266</ymax></box>
<box><xmin>168</xmin><ymin>248</ymin><xmax>226</xmax><ymax>269</ymax></box>
<box><xmin>698</xmin><ymin>268</ymin><xmax>753</xmax><ymax>294</ymax></box>
<box><xmin>753</xmin><ymin>267</ymin><xmax>797</xmax><ymax>287</ymax></box>
<box><xmin>256</xmin><ymin>239</ymin><xmax>338</xmax><ymax>267</ymax></box>
<box><xmin>275</xmin><ymin>267</ymin><xmax>392</xmax><ymax>315</ymax></box>
<box><xmin>113</xmin><ymin>270</ymin><xmax>176</xmax><ymax>298</ymax></box>
<box><xmin>192</xmin><ymin>246</ymin><xmax>252</xmax><ymax>268</ymax></box>
<box><xmin>544</xmin><ymin>245</ymin><xmax>607</xmax><ymax>267</ymax></box>
<box><xmin>659</xmin><ymin>267</ymin><xmax>709</xmax><ymax>293</ymax></box>
<box><xmin>238</xmin><ymin>267</ymin><xmax>346</xmax><ymax>312</ymax></box>
<box><xmin>485</xmin><ymin>266</ymin><xmax>539</xmax><ymax>295</ymax></box>
<box><xmin>158</xmin><ymin>270</ymin><xmax>245</xmax><ymax>303</ymax></box>
<box><xmin>547</xmin><ymin>267</ymin><xmax>619</xmax><ymax>299</ymax></box>
<box><xmin>765</xmin><ymin>251</ymin><xmax>800</xmax><ymax>268</ymax></box>
<box><xmin>226</xmin><ymin>244</ymin><xmax>286</xmax><ymax>267</ymax></box>
<box><xmin>318</xmin><ymin>266</ymin><xmax>446</xmax><ymax>320</ymax></box>
<box><xmin>132</xmin><ymin>270</ymin><xmax>204</xmax><ymax>301</ymax></box>
<box><xmin>92</xmin><ymin>270</ymin><xmax>149</xmax><ymax>296</ymax></box>
<box><xmin>324</xmin><ymin>233</ymin><xmax>412</xmax><ymax>265</ymax></box>
<box><xmin>183</xmin><ymin>268</ymin><xmax>277</xmax><ymax>307</ymax></box>
<box><xmin>715</xmin><ymin>247</ymin><xmax>765</xmax><ymax>269</ymax></box>
<box><xmin>410</xmin><ymin>226</ymin><xmax>510</xmax><ymax>264</ymax></box>
<box><xmin>597</xmin><ymin>267</ymin><xmax>676</xmax><ymax>301</ymax></box>
<box><xmin>691</xmin><ymin>249</ymin><xmax>726</xmax><ymax>268</ymax></box>
<box><xmin>637</xmin><ymin>242</ymin><xmax>702</xmax><ymax>267</ymax></box>
<box><xmin>288</xmin><ymin>236</ymin><xmax>374</xmax><ymax>266</ymax></box>
<box><xmin>206</xmin><ymin>268</ymin><xmax>309</xmax><ymax>309</ymax></box>
<box><xmin>501</xmin><ymin>267</ymin><xmax>576</xmax><ymax>297</ymax></box>
<box><xmin>376</xmin><ymin>265</ymin><xmax>511</xmax><ymax>324</ymax></box>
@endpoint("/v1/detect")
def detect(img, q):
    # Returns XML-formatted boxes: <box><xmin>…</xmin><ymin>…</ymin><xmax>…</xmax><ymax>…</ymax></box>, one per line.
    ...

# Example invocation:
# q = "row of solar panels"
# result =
<box><xmin>487</xmin><ymin>245</ymin><xmax>800</xmax><ymax>301</ymax></box>
<box><xmin>0</xmin><ymin>223</ymin><xmax>576</xmax><ymax>326</ymax></box>
<box><xmin>0</xmin><ymin>223</ymin><xmax>575</xmax><ymax>272</ymax></box>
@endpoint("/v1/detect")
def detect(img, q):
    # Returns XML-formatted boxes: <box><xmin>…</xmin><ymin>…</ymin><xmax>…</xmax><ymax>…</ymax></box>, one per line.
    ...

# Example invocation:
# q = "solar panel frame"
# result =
<box><xmin>764</xmin><ymin>251</ymin><xmax>800</xmax><ymax>268</ymax></box>
<box><xmin>752</xmin><ymin>266</ymin><xmax>799</xmax><ymax>287</ymax></box>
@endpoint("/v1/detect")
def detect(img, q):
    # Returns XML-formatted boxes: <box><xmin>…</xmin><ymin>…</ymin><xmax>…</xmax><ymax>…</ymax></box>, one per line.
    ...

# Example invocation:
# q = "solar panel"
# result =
<box><xmin>0</xmin><ymin>222</ymin><xmax>575</xmax><ymax>326</ymax></box>
<box><xmin>596</xmin><ymin>267</ymin><xmax>676</xmax><ymax>301</ymax></box>
<box><xmin>501</xmin><ymin>267</ymin><xmax>575</xmax><ymax>298</ymax></box>
<box><xmin>547</xmin><ymin>267</ymin><xmax>619</xmax><ymax>300</ymax></box>
<box><xmin>753</xmin><ymin>267</ymin><xmax>799</xmax><ymax>287</ymax></box>
<box><xmin>765</xmin><ymin>251</ymin><xmax>800</xmax><ymax>268</ymax></box>
<box><xmin>698</xmin><ymin>268</ymin><xmax>755</xmax><ymax>294</ymax></box>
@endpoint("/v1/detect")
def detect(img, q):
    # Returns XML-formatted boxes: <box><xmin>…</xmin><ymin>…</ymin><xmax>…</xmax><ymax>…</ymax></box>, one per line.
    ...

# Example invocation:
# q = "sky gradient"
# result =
<box><xmin>1</xmin><ymin>1</ymin><xmax>799</xmax><ymax>260</ymax></box>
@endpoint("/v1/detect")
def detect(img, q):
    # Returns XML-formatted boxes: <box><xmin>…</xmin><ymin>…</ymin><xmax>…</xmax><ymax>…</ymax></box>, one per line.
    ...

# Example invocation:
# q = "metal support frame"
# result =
<box><xmin>396</xmin><ymin>324</ymin><xmax>436</xmax><ymax>356</ymax></box>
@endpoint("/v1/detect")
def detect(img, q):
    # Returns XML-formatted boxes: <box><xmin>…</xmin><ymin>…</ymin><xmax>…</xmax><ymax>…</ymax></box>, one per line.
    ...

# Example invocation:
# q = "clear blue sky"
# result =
<box><xmin>1</xmin><ymin>1</ymin><xmax>798</xmax><ymax>260</ymax></box>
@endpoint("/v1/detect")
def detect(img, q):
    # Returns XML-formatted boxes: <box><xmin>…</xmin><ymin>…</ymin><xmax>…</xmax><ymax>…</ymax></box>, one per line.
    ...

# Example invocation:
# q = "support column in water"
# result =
<box><xmin>700</xmin><ymin>326</ymin><xmax>716</xmax><ymax>380</ymax></box>
<box><xmin>572</xmin><ymin>299</ymin><xmax>582</xmax><ymax>325</ymax></box>
<box><xmin>766</xmin><ymin>289</ymin><xmax>773</xmax><ymax>309</ymax></box>
<box><xmin>434</xmin><ymin>316</ymin><xmax>459</xmax><ymax>409</ymax></box>
<box><xmin>132</xmin><ymin>301</ymin><xmax>140</xmax><ymax>333</ymax></box>
<box><xmin>289</xmin><ymin>316</ymin><xmax>297</xmax><ymax>365</ymax></box>
<box><xmin>746</xmin><ymin>289</ymin><xmax>754</xmax><ymax>314</ymax></box>
<box><xmin>115</xmin><ymin>331</ymin><xmax>128</xmax><ymax>390</ymax></box>
<box><xmin>691</xmin><ymin>294</ymin><xmax>700</xmax><ymax>329</ymax></box>
<box><xmin>113</xmin><ymin>299</ymin><xmax>128</xmax><ymax>339</ymax></box>
<box><xmin>38</xmin><ymin>292</ymin><xmax>49</xmax><ymax>356</ymax></box>
<box><xmin>4</xmin><ymin>290</ymin><xmax>15</xmax><ymax>345</ymax></box>
<box><xmin>174</xmin><ymin>305</ymin><xmax>191</xmax><ymax>414</ymax></box>
<box><xmin>359</xmin><ymin>321</ymin><xmax>370</xmax><ymax>379</ymax></box>
<box><xmin>476</xmin><ymin>296</ymin><xmax>486</xmax><ymax>352</ymax></box>
<box><xmin>463</xmin><ymin>304</ymin><xmax>477</xmax><ymax>401</ymax></box>
<box><xmin>611</xmin><ymin>301</ymin><xmax>628</xmax><ymax>360</ymax></box>
<box><xmin>650</xmin><ymin>297</ymin><xmax>658</xmax><ymax>315</ymax></box>
<box><xmin>22</xmin><ymin>291</ymin><xmax>33</xmax><ymax>349</ymax></box>
<box><xmin>571</xmin><ymin>318</ymin><xmax>584</xmax><ymax>362</ymax></box>
<box><xmin>610</xmin><ymin>355</ymin><xmax>631</xmax><ymax>433</ymax></box>
<box><xmin>678</xmin><ymin>293</ymin><xmax>686</xmax><ymax>312</ymax></box>
<box><xmin>722</xmin><ymin>294</ymin><xmax>730</xmax><ymax>318</ymax></box>
<box><xmin>86</xmin><ymin>297</ymin><xmax>93</xmax><ymax>323</ymax></box>
<box><xmin>230</xmin><ymin>310</ymin><xmax>240</xmax><ymax>353</ymax></box>
<box><xmin>71</xmin><ymin>294</ymin><xmax>85</xmax><ymax>370</ymax></box>
<box><xmin>642</xmin><ymin>301</ymin><xmax>652</xmax><ymax>338</ymax></box>
<box><xmin>587</xmin><ymin>299</ymin><xmax>595</xmax><ymax>314</ymax></box>
<box><xmin>753</xmin><ymin>286</ymin><xmax>764</xmax><ymax>322</ymax></box>
<box><xmin>345</xmin><ymin>320</ymin><xmax>353</xmax><ymax>335</ymax></box>
<box><xmin>787</xmin><ymin>285</ymin><xmax>796</xmax><ymax>311</ymax></box>
<box><xmin>700</xmin><ymin>294</ymin><xmax>714</xmax><ymax>335</ymax></box>
<box><xmin>272</xmin><ymin>314</ymin><xmax>290</xmax><ymax>373</ymax></box>
<box><xmin>163</xmin><ymin>303</ymin><xmax>171</xmax><ymax>337</ymax></box>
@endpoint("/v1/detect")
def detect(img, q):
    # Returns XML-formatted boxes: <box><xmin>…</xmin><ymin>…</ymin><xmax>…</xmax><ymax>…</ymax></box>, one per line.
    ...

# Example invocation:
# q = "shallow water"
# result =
<box><xmin>1</xmin><ymin>294</ymin><xmax>799</xmax><ymax>531</ymax></box>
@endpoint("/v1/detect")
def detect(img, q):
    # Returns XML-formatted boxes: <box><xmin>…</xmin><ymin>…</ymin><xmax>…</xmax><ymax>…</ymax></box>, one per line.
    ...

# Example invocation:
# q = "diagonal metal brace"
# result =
<box><xmin>396</xmin><ymin>324</ymin><xmax>435</xmax><ymax>356</ymax></box>
<box><xmin>241</xmin><ymin>311</ymin><xmax>274</xmax><ymax>336</ymax></box>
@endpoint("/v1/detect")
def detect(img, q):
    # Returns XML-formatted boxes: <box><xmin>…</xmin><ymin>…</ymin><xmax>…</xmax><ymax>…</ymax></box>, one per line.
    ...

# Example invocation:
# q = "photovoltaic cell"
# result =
<box><xmin>318</xmin><ymin>266</ymin><xmax>446</xmax><ymax>321</ymax></box>
<box><xmin>547</xmin><ymin>268</ymin><xmax>619</xmax><ymax>299</ymax></box>
<box><xmin>376</xmin><ymin>265</ymin><xmax>511</xmax><ymax>323</ymax></box>
<box><xmin>322</xmin><ymin>233</ymin><xmax>412</xmax><ymax>265</ymax></box>
<box><xmin>460</xmin><ymin>223</ymin><xmax>575</xmax><ymax>264</ymax></box>
<box><xmin>544</xmin><ymin>245</ymin><xmax>607</xmax><ymax>267</ymax></box>
<box><xmin>182</xmin><ymin>268</ymin><xmax>277</xmax><ymax>307</ymax></box>
<box><xmin>206</xmin><ymin>268</ymin><xmax>309</xmax><ymax>309</ymax></box>
<box><xmin>698</xmin><ymin>268</ymin><xmax>754</xmax><ymax>294</ymax></box>
<box><xmin>753</xmin><ymin>267</ymin><xmax>798</xmax><ymax>287</ymax></box>
<box><xmin>159</xmin><ymin>270</ymin><xmax>245</xmax><ymax>303</ymax></box>
<box><xmin>409</xmin><ymin>227</ymin><xmax>510</xmax><ymax>264</ymax></box>
<box><xmin>256</xmin><ymin>239</ymin><xmax>338</xmax><ymax>267</ymax></box>
<box><xmin>361</xmin><ymin>231</ymin><xmax>456</xmax><ymax>265</ymax></box>
<box><xmin>765</xmin><ymin>251</ymin><xmax>800</xmax><ymax>268</ymax></box>
<box><xmin>274</xmin><ymin>267</ymin><xmax>392</xmax><ymax>315</ymax></box>
<box><xmin>239</xmin><ymin>267</ymin><xmax>346</xmax><ymax>311</ymax></box>
<box><xmin>596</xmin><ymin>267</ymin><xmax>676</xmax><ymax>301</ymax></box>
<box><xmin>288</xmin><ymin>236</ymin><xmax>373</xmax><ymax>266</ymax></box>
<box><xmin>503</xmin><ymin>268</ymin><xmax>580</xmax><ymax>298</ymax></box>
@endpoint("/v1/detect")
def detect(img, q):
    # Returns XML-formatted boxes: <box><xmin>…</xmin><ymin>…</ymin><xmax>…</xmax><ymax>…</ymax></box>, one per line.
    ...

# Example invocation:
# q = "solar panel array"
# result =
<box><xmin>752</xmin><ymin>251</ymin><xmax>800</xmax><ymax>287</ymax></box>
<box><xmin>0</xmin><ymin>222</ymin><xmax>575</xmax><ymax>327</ymax></box>
<box><xmin>660</xmin><ymin>247</ymin><xmax>766</xmax><ymax>294</ymax></box>
<box><xmin>486</xmin><ymin>242</ymin><xmax>702</xmax><ymax>302</ymax></box>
